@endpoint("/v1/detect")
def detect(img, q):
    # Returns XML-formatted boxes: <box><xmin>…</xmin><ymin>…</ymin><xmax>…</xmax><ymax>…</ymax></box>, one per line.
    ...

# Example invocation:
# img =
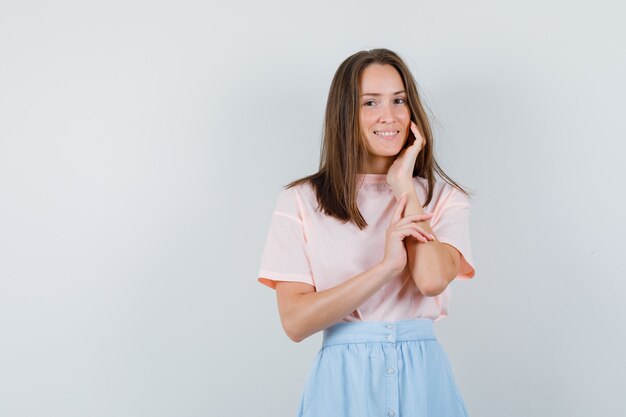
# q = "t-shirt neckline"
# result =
<box><xmin>357</xmin><ymin>173</ymin><xmax>388</xmax><ymax>184</ymax></box>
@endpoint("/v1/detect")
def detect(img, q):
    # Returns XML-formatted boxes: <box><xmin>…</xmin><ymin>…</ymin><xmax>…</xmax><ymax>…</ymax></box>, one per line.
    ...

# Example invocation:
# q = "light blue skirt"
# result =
<box><xmin>296</xmin><ymin>318</ymin><xmax>470</xmax><ymax>417</ymax></box>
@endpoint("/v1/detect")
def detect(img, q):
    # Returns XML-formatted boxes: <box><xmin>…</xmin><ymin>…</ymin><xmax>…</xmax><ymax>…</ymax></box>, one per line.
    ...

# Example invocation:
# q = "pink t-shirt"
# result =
<box><xmin>256</xmin><ymin>173</ymin><xmax>476</xmax><ymax>322</ymax></box>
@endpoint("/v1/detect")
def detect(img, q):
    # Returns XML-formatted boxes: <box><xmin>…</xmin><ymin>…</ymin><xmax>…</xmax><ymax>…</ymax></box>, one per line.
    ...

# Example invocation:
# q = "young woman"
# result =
<box><xmin>257</xmin><ymin>48</ymin><xmax>476</xmax><ymax>417</ymax></box>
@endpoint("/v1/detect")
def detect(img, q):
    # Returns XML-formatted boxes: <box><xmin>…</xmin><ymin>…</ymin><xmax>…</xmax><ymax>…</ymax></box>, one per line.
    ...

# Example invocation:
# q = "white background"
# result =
<box><xmin>1</xmin><ymin>1</ymin><xmax>625</xmax><ymax>416</ymax></box>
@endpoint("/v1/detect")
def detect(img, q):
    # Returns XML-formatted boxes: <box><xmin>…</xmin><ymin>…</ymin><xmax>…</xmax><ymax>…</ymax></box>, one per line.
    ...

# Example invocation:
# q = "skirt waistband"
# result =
<box><xmin>322</xmin><ymin>318</ymin><xmax>436</xmax><ymax>347</ymax></box>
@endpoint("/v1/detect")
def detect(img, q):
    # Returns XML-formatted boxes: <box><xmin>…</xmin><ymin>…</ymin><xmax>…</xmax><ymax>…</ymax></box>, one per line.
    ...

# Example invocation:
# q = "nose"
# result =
<box><xmin>378</xmin><ymin>103</ymin><xmax>395</xmax><ymax>123</ymax></box>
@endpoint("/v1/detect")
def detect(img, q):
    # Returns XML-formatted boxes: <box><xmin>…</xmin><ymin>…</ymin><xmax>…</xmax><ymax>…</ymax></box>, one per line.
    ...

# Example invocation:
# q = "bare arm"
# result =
<box><xmin>398</xmin><ymin>183</ymin><xmax>458</xmax><ymax>296</ymax></box>
<box><xmin>384</xmin><ymin>121</ymin><xmax>461</xmax><ymax>296</ymax></box>
<box><xmin>274</xmin><ymin>261</ymin><xmax>396</xmax><ymax>343</ymax></box>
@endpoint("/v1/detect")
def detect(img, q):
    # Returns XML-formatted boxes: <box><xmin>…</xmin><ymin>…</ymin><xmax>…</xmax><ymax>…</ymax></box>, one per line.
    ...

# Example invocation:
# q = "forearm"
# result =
<box><xmin>397</xmin><ymin>182</ymin><xmax>454</xmax><ymax>296</ymax></box>
<box><xmin>287</xmin><ymin>262</ymin><xmax>396</xmax><ymax>342</ymax></box>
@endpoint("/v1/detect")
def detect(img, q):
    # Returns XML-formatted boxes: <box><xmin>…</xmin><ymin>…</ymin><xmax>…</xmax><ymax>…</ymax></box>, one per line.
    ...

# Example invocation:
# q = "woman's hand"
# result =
<box><xmin>381</xmin><ymin>193</ymin><xmax>435</xmax><ymax>275</ymax></box>
<box><xmin>385</xmin><ymin>121</ymin><xmax>427</xmax><ymax>193</ymax></box>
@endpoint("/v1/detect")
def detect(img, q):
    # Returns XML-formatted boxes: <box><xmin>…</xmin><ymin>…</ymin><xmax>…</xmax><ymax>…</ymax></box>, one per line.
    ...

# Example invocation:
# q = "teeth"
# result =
<box><xmin>375</xmin><ymin>131</ymin><xmax>398</xmax><ymax>137</ymax></box>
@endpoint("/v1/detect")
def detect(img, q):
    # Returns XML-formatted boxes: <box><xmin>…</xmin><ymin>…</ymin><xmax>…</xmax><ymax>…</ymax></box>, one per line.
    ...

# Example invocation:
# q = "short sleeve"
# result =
<box><xmin>256</xmin><ymin>187</ymin><xmax>315</xmax><ymax>290</ymax></box>
<box><xmin>432</xmin><ymin>186</ymin><xmax>476</xmax><ymax>280</ymax></box>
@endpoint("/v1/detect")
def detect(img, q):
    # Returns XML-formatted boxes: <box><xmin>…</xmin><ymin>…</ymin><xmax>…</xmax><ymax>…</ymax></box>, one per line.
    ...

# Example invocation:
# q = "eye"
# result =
<box><xmin>363</xmin><ymin>100</ymin><xmax>376</xmax><ymax>107</ymax></box>
<box><xmin>395</xmin><ymin>97</ymin><xmax>407</xmax><ymax>104</ymax></box>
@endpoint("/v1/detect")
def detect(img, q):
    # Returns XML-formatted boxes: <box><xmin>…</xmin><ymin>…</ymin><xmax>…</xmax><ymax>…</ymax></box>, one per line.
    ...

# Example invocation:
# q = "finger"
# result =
<box><xmin>394</xmin><ymin>227</ymin><xmax>428</xmax><ymax>243</ymax></box>
<box><xmin>410</xmin><ymin>121</ymin><xmax>420</xmax><ymax>137</ymax></box>
<box><xmin>411</xmin><ymin>230</ymin><xmax>429</xmax><ymax>243</ymax></box>
<box><xmin>406</xmin><ymin>222</ymin><xmax>435</xmax><ymax>240</ymax></box>
<box><xmin>389</xmin><ymin>193</ymin><xmax>407</xmax><ymax>227</ymax></box>
<box><xmin>411</xmin><ymin>121</ymin><xmax>421</xmax><ymax>135</ymax></box>
<box><xmin>407</xmin><ymin>228</ymin><xmax>429</xmax><ymax>243</ymax></box>
<box><xmin>410</xmin><ymin>122</ymin><xmax>426</xmax><ymax>149</ymax></box>
<box><xmin>412</xmin><ymin>224</ymin><xmax>435</xmax><ymax>241</ymax></box>
<box><xmin>395</xmin><ymin>213</ymin><xmax>434</xmax><ymax>226</ymax></box>
<box><xmin>393</xmin><ymin>217</ymin><xmax>433</xmax><ymax>233</ymax></box>
<box><xmin>399</xmin><ymin>224</ymin><xmax>434</xmax><ymax>241</ymax></box>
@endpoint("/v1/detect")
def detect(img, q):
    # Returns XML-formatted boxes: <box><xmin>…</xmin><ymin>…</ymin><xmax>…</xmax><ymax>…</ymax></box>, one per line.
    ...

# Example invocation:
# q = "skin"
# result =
<box><xmin>359</xmin><ymin>63</ymin><xmax>462</xmax><ymax>297</ymax></box>
<box><xmin>358</xmin><ymin>63</ymin><xmax>413</xmax><ymax>175</ymax></box>
<box><xmin>273</xmin><ymin>63</ymin><xmax>462</xmax><ymax>343</ymax></box>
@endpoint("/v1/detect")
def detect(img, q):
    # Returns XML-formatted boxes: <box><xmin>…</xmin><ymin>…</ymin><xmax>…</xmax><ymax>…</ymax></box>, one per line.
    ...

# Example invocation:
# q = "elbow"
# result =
<box><xmin>278</xmin><ymin>292</ymin><xmax>315</xmax><ymax>343</ymax></box>
<box><xmin>286</xmin><ymin>329</ymin><xmax>305</xmax><ymax>343</ymax></box>
<box><xmin>282</xmin><ymin>316</ymin><xmax>306</xmax><ymax>343</ymax></box>
<box><xmin>414</xmin><ymin>262</ymin><xmax>457</xmax><ymax>297</ymax></box>
<box><xmin>420</xmin><ymin>283</ymin><xmax>445</xmax><ymax>297</ymax></box>
<box><xmin>415</xmin><ymin>274</ymin><xmax>449</xmax><ymax>297</ymax></box>
<box><xmin>290</xmin><ymin>334</ymin><xmax>305</xmax><ymax>343</ymax></box>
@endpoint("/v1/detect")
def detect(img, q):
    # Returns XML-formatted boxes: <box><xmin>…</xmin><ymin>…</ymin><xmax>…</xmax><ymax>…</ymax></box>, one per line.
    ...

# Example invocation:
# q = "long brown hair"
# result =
<box><xmin>285</xmin><ymin>48</ymin><xmax>473</xmax><ymax>230</ymax></box>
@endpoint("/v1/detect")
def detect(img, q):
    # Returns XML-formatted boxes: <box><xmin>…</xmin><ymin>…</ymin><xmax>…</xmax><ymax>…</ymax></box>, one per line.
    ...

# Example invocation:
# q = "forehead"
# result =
<box><xmin>359</xmin><ymin>64</ymin><xmax>405</xmax><ymax>93</ymax></box>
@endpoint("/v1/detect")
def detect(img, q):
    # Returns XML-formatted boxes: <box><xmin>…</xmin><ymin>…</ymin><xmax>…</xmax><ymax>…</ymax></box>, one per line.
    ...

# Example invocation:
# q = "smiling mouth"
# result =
<box><xmin>374</xmin><ymin>130</ymin><xmax>400</xmax><ymax>138</ymax></box>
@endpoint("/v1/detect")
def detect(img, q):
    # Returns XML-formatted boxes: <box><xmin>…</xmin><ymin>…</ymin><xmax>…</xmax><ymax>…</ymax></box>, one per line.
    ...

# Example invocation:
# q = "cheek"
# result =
<box><xmin>360</xmin><ymin>110</ymin><xmax>375</xmax><ymax>125</ymax></box>
<box><xmin>359</xmin><ymin>112</ymin><xmax>367</xmax><ymax>128</ymax></box>
<box><xmin>397</xmin><ymin>111</ymin><xmax>411</xmax><ymax>134</ymax></box>
<box><xmin>397</xmin><ymin>108</ymin><xmax>411</xmax><ymax>122</ymax></box>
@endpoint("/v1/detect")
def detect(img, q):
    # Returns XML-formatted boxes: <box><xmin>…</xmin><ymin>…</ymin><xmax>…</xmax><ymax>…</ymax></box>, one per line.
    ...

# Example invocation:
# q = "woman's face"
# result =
<box><xmin>358</xmin><ymin>63</ymin><xmax>411</xmax><ymax>172</ymax></box>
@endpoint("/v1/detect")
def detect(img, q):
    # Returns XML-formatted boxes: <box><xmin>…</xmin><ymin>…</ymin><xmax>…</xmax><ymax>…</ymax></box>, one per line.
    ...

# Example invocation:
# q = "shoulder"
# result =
<box><xmin>274</xmin><ymin>181</ymin><xmax>315</xmax><ymax>213</ymax></box>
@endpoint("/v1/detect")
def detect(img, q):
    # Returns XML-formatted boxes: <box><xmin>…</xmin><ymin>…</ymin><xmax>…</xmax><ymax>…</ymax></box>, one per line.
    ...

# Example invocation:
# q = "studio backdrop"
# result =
<box><xmin>0</xmin><ymin>1</ymin><xmax>624</xmax><ymax>416</ymax></box>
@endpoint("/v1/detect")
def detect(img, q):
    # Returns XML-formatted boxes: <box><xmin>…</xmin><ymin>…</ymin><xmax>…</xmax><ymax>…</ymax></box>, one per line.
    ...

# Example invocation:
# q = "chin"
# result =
<box><xmin>366</xmin><ymin>136</ymin><xmax>406</xmax><ymax>156</ymax></box>
<box><xmin>371</xmin><ymin>147</ymin><xmax>401</xmax><ymax>157</ymax></box>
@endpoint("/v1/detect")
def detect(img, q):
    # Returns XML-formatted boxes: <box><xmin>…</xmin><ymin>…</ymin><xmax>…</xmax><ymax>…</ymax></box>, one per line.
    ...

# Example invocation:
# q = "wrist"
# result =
<box><xmin>377</xmin><ymin>259</ymin><xmax>402</xmax><ymax>279</ymax></box>
<box><xmin>390</xmin><ymin>181</ymin><xmax>414</xmax><ymax>198</ymax></box>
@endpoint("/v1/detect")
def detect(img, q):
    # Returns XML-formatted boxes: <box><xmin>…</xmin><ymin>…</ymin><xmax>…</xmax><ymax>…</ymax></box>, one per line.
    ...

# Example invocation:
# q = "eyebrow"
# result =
<box><xmin>361</xmin><ymin>90</ymin><xmax>406</xmax><ymax>97</ymax></box>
